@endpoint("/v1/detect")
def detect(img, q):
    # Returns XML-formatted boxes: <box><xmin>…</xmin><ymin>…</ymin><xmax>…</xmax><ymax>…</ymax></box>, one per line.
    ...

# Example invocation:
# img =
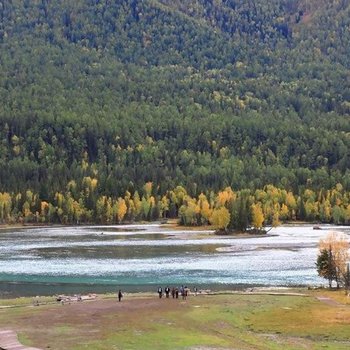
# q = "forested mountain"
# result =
<box><xmin>0</xmin><ymin>0</ymin><xmax>350</xmax><ymax>224</ymax></box>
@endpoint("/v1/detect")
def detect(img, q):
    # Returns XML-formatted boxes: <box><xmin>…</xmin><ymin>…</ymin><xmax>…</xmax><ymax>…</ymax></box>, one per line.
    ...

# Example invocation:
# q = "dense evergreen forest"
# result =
<box><xmin>0</xmin><ymin>0</ymin><xmax>350</xmax><ymax>226</ymax></box>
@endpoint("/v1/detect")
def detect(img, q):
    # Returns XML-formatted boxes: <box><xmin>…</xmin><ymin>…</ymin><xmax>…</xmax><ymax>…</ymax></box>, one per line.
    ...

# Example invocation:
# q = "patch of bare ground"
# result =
<box><xmin>260</xmin><ymin>332</ymin><xmax>350</xmax><ymax>349</ymax></box>
<box><xmin>187</xmin><ymin>348</ymin><xmax>232</xmax><ymax>350</ymax></box>
<box><xmin>316</xmin><ymin>296</ymin><xmax>350</xmax><ymax>307</ymax></box>
<box><xmin>0</xmin><ymin>329</ymin><xmax>42</xmax><ymax>350</ymax></box>
<box><xmin>0</xmin><ymin>297</ymin><xmax>191</xmax><ymax>349</ymax></box>
<box><xmin>259</xmin><ymin>333</ymin><xmax>313</xmax><ymax>349</ymax></box>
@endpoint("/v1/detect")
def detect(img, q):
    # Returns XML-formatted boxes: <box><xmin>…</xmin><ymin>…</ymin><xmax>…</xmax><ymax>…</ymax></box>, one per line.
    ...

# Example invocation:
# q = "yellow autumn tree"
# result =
<box><xmin>22</xmin><ymin>200</ymin><xmax>32</xmax><ymax>221</ymax></box>
<box><xmin>22</xmin><ymin>190</ymin><xmax>36</xmax><ymax>222</ymax></box>
<box><xmin>0</xmin><ymin>192</ymin><xmax>12</xmax><ymax>222</ymax></box>
<box><xmin>272</xmin><ymin>204</ymin><xmax>280</xmax><ymax>227</ymax></box>
<box><xmin>55</xmin><ymin>192</ymin><xmax>64</xmax><ymax>209</ymax></box>
<box><xmin>160</xmin><ymin>195</ymin><xmax>169</xmax><ymax>218</ymax></box>
<box><xmin>279</xmin><ymin>203</ymin><xmax>289</xmax><ymax>221</ymax></box>
<box><xmin>82</xmin><ymin>177</ymin><xmax>98</xmax><ymax>196</ymax></box>
<box><xmin>251</xmin><ymin>203</ymin><xmax>264</xmax><ymax>229</ymax></box>
<box><xmin>123</xmin><ymin>192</ymin><xmax>134</xmax><ymax>221</ymax></box>
<box><xmin>265</xmin><ymin>185</ymin><xmax>280</xmax><ymax>204</ymax></box>
<box><xmin>285</xmin><ymin>191</ymin><xmax>297</xmax><ymax>218</ymax></box>
<box><xmin>216</xmin><ymin>187</ymin><xmax>235</xmax><ymax>207</ymax></box>
<box><xmin>179</xmin><ymin>196</ymin><xmax>200</xmax><ymax>226</ymax></box>
<box><xmin>116</xmin><ymin>198</ymin><xmax>127</xmax><ymax>223</ymax></box>
<box><xmin>66</xmin><ymin>180</ymin><xmax>77</xmax><ymax>192</ymax></box>
<box><xmin>72</xmin><ymin>199</ymin><xmax>85</xmax><ymax>223</ymax></box>
<box><xmin>305</xmin><ymin>201</ymin><xmax>318</xmax><ymax>221</ymax></box>
<box><xmin>210</xmin><ymin>207</ymin><xmax>230</xmax><ymax>231</ymax></box>
<box><xmin>96</xmin><ymin>196</ymin><xmax>108</xmax><ymax>223</ymax></box>
<box><xmin>319</xmin><ymin>232</ymin><xmax>350</xmax><ymax>288</ymax></box>
<box><xmin>133</xmin><ymin>191</ymin><xmax>142</xmax><ymax>219</ymax></box>
<box><xmin>319</xmin><ymin>199</ymin><xmax>332</xmax><ymax>222</ymax></box>
<box><xmin>198</xmin><ymin>193</ymin><xmax>212</xmax><ymax>224</ymax></box>
<box><xmin>173</xmin><ymin>186</ymin><xmax>187</xmax><ymax>206</ymax></box>
<box><xmin>143</xmin><ymin>182</ymin><xmax>153</xmax><ymax>199</ymax></box>
<box><xmin>141</xmin><ymin>197</ymin><xmax>151</xmax><ymax>220</ymax></box>
<box><xmin>148</xmin><ymin>195</ymin><xmax>157</xmax><ymax>220</ymax></box>
<box><xmin>40</xmin><ymin>201</ymin><xmax>49</xmax><ymax>220</ymax></box>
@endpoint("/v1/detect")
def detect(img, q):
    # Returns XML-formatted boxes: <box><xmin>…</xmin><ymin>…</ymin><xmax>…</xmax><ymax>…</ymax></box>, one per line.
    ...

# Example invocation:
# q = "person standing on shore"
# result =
<box><xmin>171</xmin><ymin>287</ymin><xmax>175</xmax><ymax>299</ymax></box>
<box><xmin>180</xmin><ymin>285</ymin><xmax>184</xmax><ymax>299</ymax></box>
<box><xmin>118</xmin><ymin>290</ymin><xmax>123</xmax><ymax>302</ymax></box>
<box><xmin>158</xmin><ymin>286</ymin><xmax>163</xmax><ymax>298</ymax></box>
<box><xmin>165</xmin><ymin>286</ymin><xmax>170</xmax><ymax>298</ymax></box>
<box><xmin>183</xmin><ymin>286</ymin><xmax>188</xmax><ymax>300</ymax></box>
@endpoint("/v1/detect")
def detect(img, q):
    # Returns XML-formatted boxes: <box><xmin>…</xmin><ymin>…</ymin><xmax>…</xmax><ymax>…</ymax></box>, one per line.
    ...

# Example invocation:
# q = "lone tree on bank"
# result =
<box><xmin>316</xmin><ymin>232</ymin><xmax>349</xmax><ymax>288</ymax></box>
<box><xmin>316</xmin><ymin>248</ymin><xmax>336</xmax><ymax>288</ymax></box>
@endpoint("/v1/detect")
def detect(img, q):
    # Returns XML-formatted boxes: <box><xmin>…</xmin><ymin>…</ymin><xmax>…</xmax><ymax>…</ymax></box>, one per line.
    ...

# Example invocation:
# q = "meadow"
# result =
<box><xmin>0</xmin><ymin>289</ymin><xmax>349</xmax><ymax>349</ymax></box>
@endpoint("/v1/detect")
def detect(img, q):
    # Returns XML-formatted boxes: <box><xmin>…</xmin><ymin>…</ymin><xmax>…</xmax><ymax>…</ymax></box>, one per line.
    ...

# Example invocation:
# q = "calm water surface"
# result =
<box><xmin>0</xmin><ymin>224</ymin><xmax>349</xmax><ymax>296</ymax></box>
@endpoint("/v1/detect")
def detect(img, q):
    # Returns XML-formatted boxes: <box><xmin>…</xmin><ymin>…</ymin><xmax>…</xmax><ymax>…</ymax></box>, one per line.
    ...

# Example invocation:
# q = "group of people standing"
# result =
<box><xmin>116</xmin><ymin>286</ymin><xmax>199</xmax><ymax>302</ymax></box>
<box><xmin>157</xmin><ymin>285</ymin><xmax>198</xmax><ymax>300</ymax></box>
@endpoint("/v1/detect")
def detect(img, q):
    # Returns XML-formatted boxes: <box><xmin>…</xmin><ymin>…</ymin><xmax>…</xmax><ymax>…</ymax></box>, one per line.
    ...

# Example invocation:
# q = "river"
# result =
<box><xmin>0</xmin><ymin>224</ymin><xmax>349</xmax><ymax>297</ymax></box>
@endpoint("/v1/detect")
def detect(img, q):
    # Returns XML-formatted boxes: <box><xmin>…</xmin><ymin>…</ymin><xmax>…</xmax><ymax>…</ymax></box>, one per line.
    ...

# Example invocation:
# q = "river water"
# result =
<box><xmin>0</xmin><ymin>224</ymin><xmax>349</xmax><ymax>297</ymax></box>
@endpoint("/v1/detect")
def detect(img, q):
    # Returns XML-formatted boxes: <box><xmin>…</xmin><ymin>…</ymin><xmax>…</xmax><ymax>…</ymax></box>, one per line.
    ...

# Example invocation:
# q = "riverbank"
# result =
<box><xmin>0</xmin><ymin>288</ymin><xmax>349</xmax><ymax>350</ymax></box>
<box><xmin>0</xmin><ymin>219</ymin><xmax>339</xmax><ymax>231</ymax></box>
<box><xmin>0</xmin><ymin>220</ymin><xmax>276</xmax><ymax>241</ymax></box>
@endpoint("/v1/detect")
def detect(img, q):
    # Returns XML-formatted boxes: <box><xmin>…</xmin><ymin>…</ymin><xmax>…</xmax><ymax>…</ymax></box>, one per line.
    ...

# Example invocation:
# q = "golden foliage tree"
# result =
<box><xmin>160</xmin><ymin>195</ymin><xmax>169</xmax><ymax>218</ymax></box>
<box><xmin>251</xmin><ymin>203</ymin><xmax>264</xmax><ymax>229</ymax></box>
<box><xmin>210</xmin><ymin>207</ymin><xmax>230</xmax><ymax>231</ymax></box>
<box><xmin>116</xmin><ymin>198</ymin><xmax>127</xmax><ymax>223</ymax></box>
<box><xmin>198</xmin><ymin>193</ymin><xmax>212</xmax><ymax>224</ymax></box>
<box><xmin>216</xmin><ymin>187</ymin><xmax>235</xmax><ymax>207</ymax></box>
<box><xmin>143</xmin><ymin>182</ymin><xmax>153</xmax><ymax>198</ymax></box>
<box><xmin>179</xmin><ymin>196</ymin><xmax>200</xmax><ymax>226</ymax></box>
<box><xmin>0</xmin><ymin>192</ymin><xmax>12</xmax><ymax>222</ymax></box>
<box><xmin>319</xmin><ymin>232</ymin><xmax>350</xmax><ymax>288</ymax></box>
<box><xmin>133</xmin><ymin>191</ymin><xmax>142</xmax><ymax>219</ymax></box>
<box><xmin>279</xmin><ymin>203</ymin><xmax>289</xmax><ymax>220</ymax></box>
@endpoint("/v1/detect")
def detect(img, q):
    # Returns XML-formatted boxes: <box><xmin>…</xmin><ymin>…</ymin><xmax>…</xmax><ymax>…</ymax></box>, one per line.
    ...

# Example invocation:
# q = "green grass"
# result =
<box><xmin>0</xmin><ymin>292</ymin><xmax>349</xmax><ymax>350</ymax></box>
<box><xmin>17</xmin><ymin>333</ymin><xmax>33</xmax><ymax>346</ymax></box>
<box><xmin>0</xmin><ymin>295</ymin><xmax>56</xmax><ymax>307</ymax></box>
<box><xmin>74</xmin><ymin>326</ymin><xmax>230</xmax><ymax>350</ymax></box>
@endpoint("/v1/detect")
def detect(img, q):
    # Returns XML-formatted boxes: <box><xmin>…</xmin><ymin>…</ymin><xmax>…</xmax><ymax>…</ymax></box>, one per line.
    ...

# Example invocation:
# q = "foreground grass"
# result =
<box><xmin>0</xmin><ymin>291</ymin><xmax>349</xmax><ymax>349</ymax></box>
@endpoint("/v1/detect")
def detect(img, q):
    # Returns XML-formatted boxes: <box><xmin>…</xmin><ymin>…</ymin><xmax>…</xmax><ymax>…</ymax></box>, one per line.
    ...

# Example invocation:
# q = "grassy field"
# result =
<box><xmin>0</xmin><ymin>290</ymin><xmax>349</xmax><ymax>350</ymax></box>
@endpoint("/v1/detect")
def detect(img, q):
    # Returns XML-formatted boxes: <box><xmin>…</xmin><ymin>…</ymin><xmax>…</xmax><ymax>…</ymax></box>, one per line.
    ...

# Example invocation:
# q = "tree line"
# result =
<box><xmin>1</xmin><ymin>182</ymin><xmax>350</xmax><ymax>230</ymax></box>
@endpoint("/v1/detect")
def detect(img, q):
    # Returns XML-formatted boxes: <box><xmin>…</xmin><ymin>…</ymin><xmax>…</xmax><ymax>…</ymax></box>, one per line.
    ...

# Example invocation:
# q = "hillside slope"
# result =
<box><xmin>0</xmin><ymin>0</ymin><xmax>349</xmax><ymax>200</ymax></box>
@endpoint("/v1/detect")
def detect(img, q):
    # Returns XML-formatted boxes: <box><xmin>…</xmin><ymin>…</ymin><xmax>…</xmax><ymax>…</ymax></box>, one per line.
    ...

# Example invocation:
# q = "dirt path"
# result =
<box><xmin>0</xmin><ymin>329</ymin><xmax>42</xmax><ymax>350</ymax></box>
<box><xmin>316</xmin><ymin>296</ymin><xmax>346</xmax><ymax>307</ymax></box>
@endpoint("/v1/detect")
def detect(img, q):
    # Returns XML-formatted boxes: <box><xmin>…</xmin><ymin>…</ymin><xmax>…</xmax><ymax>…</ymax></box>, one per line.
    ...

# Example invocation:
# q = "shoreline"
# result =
<box><xmin>0</xmin><ymin>221</ymin><xmax>340</xmax><ymax>242</ymax></box>
<box><xmin>0</xmin><ymin>220</ymin><xmax>345</xmax><ymax>231</ymax></box>
<box><xmin>0</xmin><ymin>280</ymin><xmax>324</xmax><ymax>299</ymax></box>
<box><xmin>0</xmin><ymin>286</ymin><xmax>315</xmax><ymax>304</ymax></box>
